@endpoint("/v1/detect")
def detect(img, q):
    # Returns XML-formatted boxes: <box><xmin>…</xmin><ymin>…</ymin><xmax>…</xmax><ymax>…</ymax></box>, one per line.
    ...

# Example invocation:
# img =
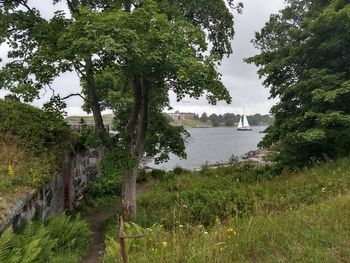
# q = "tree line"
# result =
<box><xmin>197</xmin><ymin>113</ymin><xmax>274</xmax><ymax>126</ymax></box>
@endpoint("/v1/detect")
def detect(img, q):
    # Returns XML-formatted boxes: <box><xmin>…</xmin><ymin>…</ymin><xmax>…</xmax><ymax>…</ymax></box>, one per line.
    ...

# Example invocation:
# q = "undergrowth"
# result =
<box><xmin>0</xmin><ymin>214</ymin><xmax>90</xmax><ymax>263</ymax></box>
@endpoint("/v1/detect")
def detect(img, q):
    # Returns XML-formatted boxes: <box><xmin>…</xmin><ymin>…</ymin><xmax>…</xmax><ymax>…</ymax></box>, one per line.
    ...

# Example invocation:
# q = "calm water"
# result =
<box><xmin>152</xmin><ymin>126</ymin><xmax>266</xmax><ymax>170</ymax></box>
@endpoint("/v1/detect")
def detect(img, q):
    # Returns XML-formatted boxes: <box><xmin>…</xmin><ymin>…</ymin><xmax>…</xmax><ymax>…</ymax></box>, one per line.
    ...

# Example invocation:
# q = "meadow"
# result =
<box><xmin>102</xmin><ymin>158</ymin><xmax>350</xmax><ymax>262</ymax></box>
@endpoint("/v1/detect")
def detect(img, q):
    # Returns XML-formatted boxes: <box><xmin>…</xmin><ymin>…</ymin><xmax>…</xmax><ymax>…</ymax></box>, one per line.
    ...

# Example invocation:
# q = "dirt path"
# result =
<box><xmin>81</xmin><ymin>206</ymin><xmax>117</xmax><ymax>263</ymax></box>
<box><xmin>80</xmin><ymin>183</ymin><xmax>153</xmax><ymax>263</ymax></box>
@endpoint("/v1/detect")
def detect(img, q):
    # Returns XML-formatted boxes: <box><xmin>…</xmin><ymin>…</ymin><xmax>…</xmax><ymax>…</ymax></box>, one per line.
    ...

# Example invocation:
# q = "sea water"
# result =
<box><xmin>151</xmin><ymin>126</ymin><xmax>267</xmax><ymax>170</ymax></box>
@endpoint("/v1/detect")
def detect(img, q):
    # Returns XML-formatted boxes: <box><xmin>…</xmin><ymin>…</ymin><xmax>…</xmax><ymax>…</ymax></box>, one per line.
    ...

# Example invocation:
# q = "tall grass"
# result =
<box><xmin>136</xmin><ymin>159</ymin><xmax>350</xmax><ymax>228</ymax></box>
<box><xmin>103</xmin><ymin>157</ymin><xmax>350</xmax><ymax>262</ymax></box>
<box><xmin>0</xmin><ymin>134</ymin><xmax>54</xmax><ymax>196</ymax></box>
<box><xmin>104</xmin><ymin>196</ymin><xmax>350</xmax><ymax>263</ymax></box>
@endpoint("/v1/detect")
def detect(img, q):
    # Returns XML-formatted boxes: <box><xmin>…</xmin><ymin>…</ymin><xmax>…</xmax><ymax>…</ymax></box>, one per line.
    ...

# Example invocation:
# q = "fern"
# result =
<box><xmin>0</xmin><ymin>228</ymin><xmax>13</xmax><ymax>260</ymax></box>
<box><xmin>0</xmin><ymin>214</ymin><xmax>91</xmax><ymax>263</ymax></box>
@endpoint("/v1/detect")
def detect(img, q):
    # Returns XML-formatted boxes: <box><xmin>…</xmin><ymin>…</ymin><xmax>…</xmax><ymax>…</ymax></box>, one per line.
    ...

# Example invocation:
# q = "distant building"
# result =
<box><xmin>168</xmin><ymin>112</ymin><xmax>197</xmax><ymax>120</ymax></box>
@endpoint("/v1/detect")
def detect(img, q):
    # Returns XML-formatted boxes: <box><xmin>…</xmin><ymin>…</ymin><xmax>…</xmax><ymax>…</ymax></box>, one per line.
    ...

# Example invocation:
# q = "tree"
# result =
<box><xmin>0</xmin><ymin>0</ymin><xmax>241</xmax><ymax>219</ymax></box>
<box><xmin>93</xmin><ymin>1</ymin><xmax>235</xmax><ymax>218</ymax></box>
<box><xmin>200</xmin><ymin>112</ymin><xmax>209</xmax><ymax>122</ymax></box>
<box><xmin>212</xmin><ymin>119</ymin><xmax>220</xmax><ymax>127</ymax></box>
<box><xmin>0</xmin><ymin>1</ymin><xmax>115</xmax><ymax>135</ymax></box>
<box><xmin>246</xmin><ymin>0</ymin><xmax>350</xmax><ymax>168</ymax></box>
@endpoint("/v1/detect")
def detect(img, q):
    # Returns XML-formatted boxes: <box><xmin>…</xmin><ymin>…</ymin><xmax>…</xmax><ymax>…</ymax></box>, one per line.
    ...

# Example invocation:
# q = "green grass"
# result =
<box><xmin>170</xmin><ymin>118</ymin><xmax>212</xmax><ymax>128</ymax></box>
<box><xmin>103</xmin><ymin>157</ymin><xmax>350</xmax><ymax>262</ymax></box>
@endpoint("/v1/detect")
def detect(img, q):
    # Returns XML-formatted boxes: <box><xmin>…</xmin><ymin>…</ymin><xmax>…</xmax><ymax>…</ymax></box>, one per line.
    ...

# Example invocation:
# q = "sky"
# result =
<box><xmin>0</xmin><ymin>0</ymin><xmax>286</xmax><ymax>116</ymax></box>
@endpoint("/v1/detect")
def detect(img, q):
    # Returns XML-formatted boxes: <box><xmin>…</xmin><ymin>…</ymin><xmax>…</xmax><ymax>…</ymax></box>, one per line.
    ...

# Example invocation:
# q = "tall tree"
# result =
<box><xmin>0</xmin><ymin>0</ymin><xmax>241</xmax><ymax>219</ymax></box>
<box><xmin>79</xmin><ymin>0</ymin><xmax>235</xmax><ymax>218</ymax></box>
<box><xmin>0</xmin><ymin>0</ymin><xmax>126</xmax><ymax>136</ymax></box>
<box><xmin>247</xmin><ymin>0</ymin><xmax>350</xmax><ymax>168</ymax></box>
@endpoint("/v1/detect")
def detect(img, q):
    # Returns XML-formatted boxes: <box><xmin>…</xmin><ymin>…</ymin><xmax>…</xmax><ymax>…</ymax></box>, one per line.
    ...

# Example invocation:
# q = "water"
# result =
<box><xmin>152</xmin><ymin>126</ymin><xmax>266</xmax><ymax>170</ymax></box>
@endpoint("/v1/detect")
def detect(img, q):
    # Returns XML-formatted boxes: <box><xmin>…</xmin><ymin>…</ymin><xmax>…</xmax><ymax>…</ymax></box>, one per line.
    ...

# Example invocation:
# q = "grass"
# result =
<box><xmin>0</xmin><ymin>133</ymin><xmax>59</xmax><ymax>225</ymax></box>
<box><xmin>103</xmin><ymin>157</ymin><xmax>350</xmax><ymax>262</ymax></box>
<box><xmin>136</xmin><ymin>159</ymin><xmax>350</xmax><ymax>228</ymax></box>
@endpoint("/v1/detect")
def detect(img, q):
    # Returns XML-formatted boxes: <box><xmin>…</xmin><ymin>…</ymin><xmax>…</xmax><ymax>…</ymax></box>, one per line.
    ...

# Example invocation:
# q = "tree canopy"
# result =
<box><xmin>247</xmin><ymin>0</ymin><xmax>350</xmax><ymax>168</ymax></box>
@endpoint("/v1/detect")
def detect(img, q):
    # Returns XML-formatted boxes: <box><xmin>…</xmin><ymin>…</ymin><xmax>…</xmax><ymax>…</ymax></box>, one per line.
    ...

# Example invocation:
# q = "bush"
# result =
<box><xmin>0</xmin><ymin>99</ymin><xmax>71</xmax><ymax>156</ymax></box>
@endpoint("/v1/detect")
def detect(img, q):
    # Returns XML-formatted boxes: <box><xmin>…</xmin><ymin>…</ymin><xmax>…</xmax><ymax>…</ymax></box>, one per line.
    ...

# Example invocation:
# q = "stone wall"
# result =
<box><xmin>0</xmin><ymin>147</ymin><xmax>105</xmax><ymax>233</ymax></box>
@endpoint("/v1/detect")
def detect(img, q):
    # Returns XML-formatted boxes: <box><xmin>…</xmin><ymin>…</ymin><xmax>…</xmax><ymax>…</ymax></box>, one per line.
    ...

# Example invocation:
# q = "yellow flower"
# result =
<box><xmin>7</xmin><ymin>165</ymin><xmax>14</xmax><ymax>177</ymax></box>
<box><xmin>162</xmin><ymin>241</ymin><xmax>168</xmax><ymax>247</ymax></box>
<box><xmin>226</xmin><ymin>227</ymin><xmax>236</xmax><ymax>235</ymax></box>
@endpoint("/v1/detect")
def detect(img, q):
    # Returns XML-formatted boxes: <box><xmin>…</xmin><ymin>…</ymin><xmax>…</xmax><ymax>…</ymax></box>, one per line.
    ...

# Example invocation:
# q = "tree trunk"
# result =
<box><xmin>85</xmin><ymin>57</ymin><xmax>107</xmax><ymax>136</ymax></box>
<box><xmin>134</xmin><ymin>79</ymin><xmax>149</xmax><ymax>157</ymax></box>
<box><xmin>121</xmin><ymin>168</ymin><xmax>137</xmax><ymax>220</ymax></box>
<box><xmin>121</xmin><ymin>77</ymin><xmax>149</xmax><ymax>220</ymax></box>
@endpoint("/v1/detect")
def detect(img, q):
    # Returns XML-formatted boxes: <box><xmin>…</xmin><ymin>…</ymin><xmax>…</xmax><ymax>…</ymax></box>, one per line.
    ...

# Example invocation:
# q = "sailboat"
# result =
<box><xmin>237</xmin><ymin>114</ymin><xmax>252</xmax><ymax>131</ymax></box>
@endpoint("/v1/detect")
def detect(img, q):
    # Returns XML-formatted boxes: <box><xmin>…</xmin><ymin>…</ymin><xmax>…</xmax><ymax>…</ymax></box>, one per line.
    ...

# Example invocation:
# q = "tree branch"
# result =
<box><xmin>62</xmin><ymin>93</ymin><xmax>87</xmax><ymax>101</ymax></box>
<box><xmin>126</xmin><ymin>76</ymin><xmax>142</xmax><ymax>137</ymax></box>
<box><xmin>19</xmin><ymin>0</ymin><xmax>34</xmax><ymax>13</ymax></box>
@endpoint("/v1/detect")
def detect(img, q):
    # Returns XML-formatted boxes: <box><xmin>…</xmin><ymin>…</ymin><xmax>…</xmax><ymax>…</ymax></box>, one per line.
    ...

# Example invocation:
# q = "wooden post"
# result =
<box><xmin>119</xmin><ymin>216</ymin><xmax>128</xmax><ymax>263</ymax></box>
<box><xmin>118</xmin><ymin>216</ymin><xmax>145</xmax><ymax>263</ymax></box>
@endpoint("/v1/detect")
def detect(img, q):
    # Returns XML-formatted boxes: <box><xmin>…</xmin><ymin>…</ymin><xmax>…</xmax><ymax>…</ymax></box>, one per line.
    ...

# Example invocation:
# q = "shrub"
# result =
<box><xmin>173</xmin><ymin>166</ymin><xmax>187</xmax><ymax>175</ymax></box>
<box><xmin>0</xmin><ymin>99</ymin><xmax>71</xmax><ymax>156</ymax></box>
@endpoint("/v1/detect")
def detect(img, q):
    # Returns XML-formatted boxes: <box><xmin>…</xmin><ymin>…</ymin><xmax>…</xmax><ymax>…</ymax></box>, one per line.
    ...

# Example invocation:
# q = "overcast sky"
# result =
<box><xmin>0</xmin><ymin>0</ymin><xmax>286</xmax><ymax>116</ymax></box>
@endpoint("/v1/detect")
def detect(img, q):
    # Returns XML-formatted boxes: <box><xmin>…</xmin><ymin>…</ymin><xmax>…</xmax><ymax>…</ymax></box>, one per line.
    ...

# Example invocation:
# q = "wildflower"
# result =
<box><xmin>203</xmin><ymin>231</ymin><xmax>208</xmax><ymax>235</ymax></box>
<box><xmin>162</xmin><ymin>241</ymin><xmax>168</xmax><ymax>247</ymax></box>
<box><xmin>179</xmin><ymin>225</ymin><xmax>184</xmax><ymax>228</ymax></box>
<box><xmin>226</xmin><ymin>227</ymin><xmax>236</xmax><ymax>236</ymax></box>
<box><xmin>7</xmin><ymin>165</ymin><xmax>14</xmax><ymax>177</ymax></box>
<box><xmin>182</xmin><ymin>204</ymin><xmax>188</xmax><ymax>208</ymax></box>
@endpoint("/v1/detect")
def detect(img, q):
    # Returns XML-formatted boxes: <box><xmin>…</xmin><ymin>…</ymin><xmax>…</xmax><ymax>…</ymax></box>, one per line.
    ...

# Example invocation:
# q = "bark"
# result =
<box><xmin>134</xmin><ymin>79</ymin><xmax>149</xmax><ymax>157</ymax></box>
<box><xmin>121</xmin><ymin>77</ymin><xmax>149</xmax><ymax>220</ymax></box>
<box><xmin>85</xmin><ymin>57</ymin><xmax>107</xmax><ymax>136</ymax></box>
<box><xmin>121</xmin><ymin>168</ymin><xmax>138</xmax><ymax>220</ymax></box>
<box><xmin>126</xmin><ymin>77</ymin><xmax>142</xmax><ymax>138</ymax></box>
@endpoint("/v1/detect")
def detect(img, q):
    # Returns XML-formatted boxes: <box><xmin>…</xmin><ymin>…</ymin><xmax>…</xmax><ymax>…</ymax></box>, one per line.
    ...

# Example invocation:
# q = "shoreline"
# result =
<box><xmin>142</xmin><ymin>149</ymin><xmax>268</xmax><ymax>172</ymax></box>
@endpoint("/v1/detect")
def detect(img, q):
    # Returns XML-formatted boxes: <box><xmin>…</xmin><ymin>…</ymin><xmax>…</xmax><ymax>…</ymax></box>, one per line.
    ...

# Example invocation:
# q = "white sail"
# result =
<box><xmin>243</xmin><ymin>115</ymin><xmax>250</xmax><ymax>127</ymax></box>
<box><xmin>238</xmin><ymin>116</ymin><xmax>243</xmax><ymax>128</ymax></box>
